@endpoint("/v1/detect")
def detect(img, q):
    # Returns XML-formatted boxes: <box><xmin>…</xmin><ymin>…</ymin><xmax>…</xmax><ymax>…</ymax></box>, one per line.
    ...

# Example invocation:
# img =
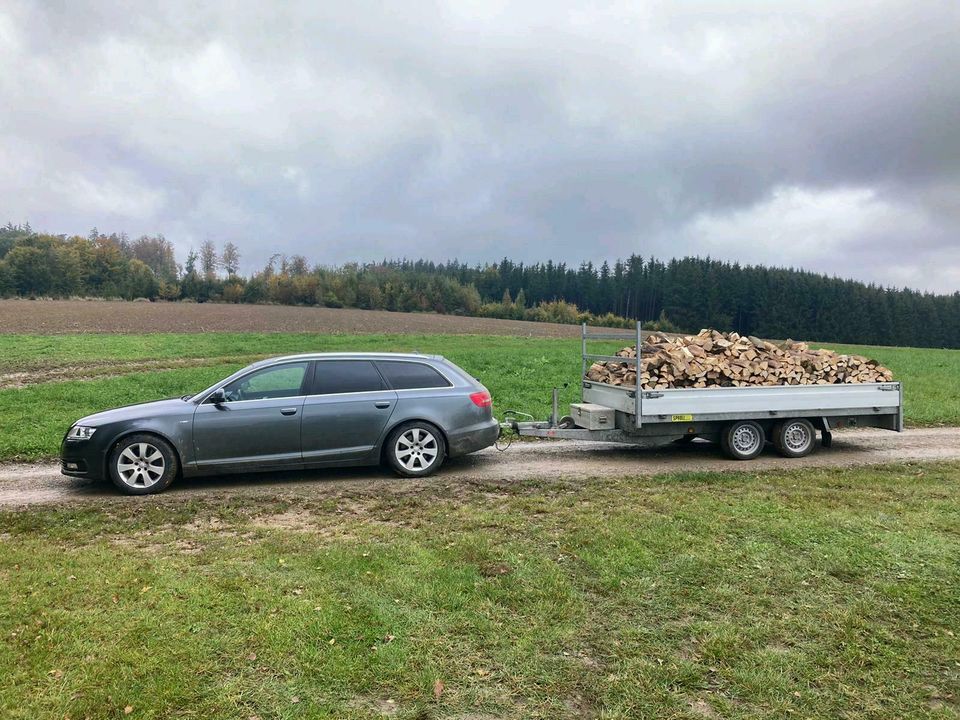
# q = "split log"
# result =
<box><xmin>585</xmin><ymin>329</ymin><xmax>894</xmax><ymax>390</ymax></box>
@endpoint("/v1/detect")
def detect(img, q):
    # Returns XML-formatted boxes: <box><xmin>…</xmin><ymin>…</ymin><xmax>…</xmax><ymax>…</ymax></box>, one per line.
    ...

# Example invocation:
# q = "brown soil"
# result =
<box><xmin>0</xmin><ymin>299</ymin><xmax>582</xmax><ymax>337</ymax></box>
<box><xmin>0</xmin><ymin>427</ymin><xmax>957</xmax><ymax>508</ymax></box>
<box><xmin>0</xmin><ymin>356</ymin><xmax>254</xmax><ymax>389</ymax></box>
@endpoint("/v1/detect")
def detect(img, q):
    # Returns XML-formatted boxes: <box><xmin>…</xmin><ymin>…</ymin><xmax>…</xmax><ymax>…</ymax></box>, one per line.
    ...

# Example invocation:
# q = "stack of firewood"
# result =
<box><xmin>585</xmin><ymin>329</ymin><xmax>894</xmax><ymax>390</ymax></box>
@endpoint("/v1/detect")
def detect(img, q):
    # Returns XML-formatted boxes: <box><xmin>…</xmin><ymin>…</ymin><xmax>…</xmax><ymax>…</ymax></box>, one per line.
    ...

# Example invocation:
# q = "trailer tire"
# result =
<box><xmin>772</xmin><ymin>419</ymin><xmax>816</xmax><ymax>458</ymax></box>
<box><xmin>720</xmin><ymin>421</ymin><xmax>765</xmax><ymax>461</ymax></box>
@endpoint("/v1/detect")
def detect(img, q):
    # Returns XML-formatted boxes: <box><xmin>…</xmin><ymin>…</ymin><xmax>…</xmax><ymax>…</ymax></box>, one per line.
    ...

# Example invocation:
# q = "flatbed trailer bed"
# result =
<box><xmin>506</xmin><ymin>323</ymin><xmax>902</xmax><ymax>460</ymax></box>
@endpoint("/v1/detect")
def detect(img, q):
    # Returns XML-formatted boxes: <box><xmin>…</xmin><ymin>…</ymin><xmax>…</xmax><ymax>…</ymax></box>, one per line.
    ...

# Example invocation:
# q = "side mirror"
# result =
<box><xmin>208</xmin><ymin>388</ymin><xmax>226</xmax><ymax>405</ymax></box>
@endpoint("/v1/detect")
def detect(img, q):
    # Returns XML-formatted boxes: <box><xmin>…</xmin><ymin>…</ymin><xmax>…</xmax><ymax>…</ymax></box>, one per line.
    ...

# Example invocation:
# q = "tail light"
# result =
<box><xmin>469</xmin><ymin>390</ymin><xmax>492</xmax><ymax>408</ymax></box>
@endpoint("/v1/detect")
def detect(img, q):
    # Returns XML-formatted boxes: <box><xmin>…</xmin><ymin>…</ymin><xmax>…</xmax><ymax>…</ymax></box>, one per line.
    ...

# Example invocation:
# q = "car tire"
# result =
<box><xmin>720</xmin><ymin>421</ymin><xmax>765</xmax><ymax>461</ymax></box>
<box><xmin>108</xmin><ymin>433</ymin><xmax>179</xmax><ymax>495</ymax></box>
<box><xmin>772</xmin><ymin>418</ymin><xmax>816</xmax><ymax>458</ymax></box>
<box><xmin>385</xmin><ymin>421</ymin><xmax>446</xmax><ymax>478</ymax></box>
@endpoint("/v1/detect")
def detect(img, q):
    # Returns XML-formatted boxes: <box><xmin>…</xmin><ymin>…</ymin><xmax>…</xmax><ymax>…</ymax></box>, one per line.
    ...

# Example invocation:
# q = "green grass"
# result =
<box><xmin>2</xmin><ymin>462</ymin><xmax>959</xmax><ymax>718</ymax></box>
<box><xmin>1</xmin><ymin>333</ymin><xmax>958</xmax><ymax>460</ymax></box>
<box><xmin>821</xmin><ymin>343</ymin><xmax>960</xmax><ymax>427</ymax></box>
<box><xmin>0</xmin><ymin>334</ymin><xmax>617</xmax><ymax>461</ymax></box>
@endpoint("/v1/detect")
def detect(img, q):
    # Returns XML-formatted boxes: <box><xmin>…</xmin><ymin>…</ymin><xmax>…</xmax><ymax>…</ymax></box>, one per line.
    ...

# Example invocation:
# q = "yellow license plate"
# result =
<box><xmin>671</xmin><ymin>414</ymin><xmax>693</xmax><ymax>422</ymax></box>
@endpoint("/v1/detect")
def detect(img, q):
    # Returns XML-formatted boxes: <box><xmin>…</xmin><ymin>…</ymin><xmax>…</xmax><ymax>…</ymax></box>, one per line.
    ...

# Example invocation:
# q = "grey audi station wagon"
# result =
<box><xmin>61</xmin><ymin>353</ymin><xmax>499</xmax><ymax>495</ymax></box>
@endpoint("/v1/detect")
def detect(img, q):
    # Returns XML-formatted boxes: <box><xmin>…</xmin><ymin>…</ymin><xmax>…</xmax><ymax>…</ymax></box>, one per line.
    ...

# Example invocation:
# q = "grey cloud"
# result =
<box><xmin>1</xmin><ymin>0</ymin><xmax>958</xmax><ymax>291</ymax></box>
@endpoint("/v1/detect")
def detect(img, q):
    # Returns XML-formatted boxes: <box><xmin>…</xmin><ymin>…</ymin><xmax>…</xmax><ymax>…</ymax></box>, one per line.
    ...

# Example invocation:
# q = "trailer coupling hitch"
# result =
<box><xmin>496</xmin><ymin>411</ymin><xmax>534</xmax><ymax>451</ymax></box>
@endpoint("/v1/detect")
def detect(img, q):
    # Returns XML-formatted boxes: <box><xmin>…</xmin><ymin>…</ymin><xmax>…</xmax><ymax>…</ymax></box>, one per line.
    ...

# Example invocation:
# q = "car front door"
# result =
<box><xmin>192</xmin><ymin>361</ymin><xmax>310</xmax><ymax>472</ymax></box>
<box><xmin>300</xmin><ymin>360</ymin><xmax>398</xmax><ymax>463</ymax></box>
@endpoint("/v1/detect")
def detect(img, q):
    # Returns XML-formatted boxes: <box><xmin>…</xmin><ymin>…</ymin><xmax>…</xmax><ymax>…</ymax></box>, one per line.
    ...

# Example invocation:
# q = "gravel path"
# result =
<box><xmin>1</xmin><ymin>427</ymin><xmax>958</xmax><ymax>508</ymax></box>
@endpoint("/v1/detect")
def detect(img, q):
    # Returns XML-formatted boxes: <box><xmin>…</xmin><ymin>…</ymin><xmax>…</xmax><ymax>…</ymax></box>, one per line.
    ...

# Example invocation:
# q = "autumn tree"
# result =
<box><xmin>129</xmin><ymin>235</ymin><xmax>177</xmax><ymax>283</ymax></box>
<box><xmin>221</xmin><ymin>242</ymin><xmax>240</xmax><ymax>277</ymax></box>
<box><xmin>287</xmin><ymin>255</ymin><xmax>309</xmax><ymax>276</ymax></box>
<box><xmin>199</xmin><ymin>240</ymin><xmax>219</xmax><ymax>280</ymax></box>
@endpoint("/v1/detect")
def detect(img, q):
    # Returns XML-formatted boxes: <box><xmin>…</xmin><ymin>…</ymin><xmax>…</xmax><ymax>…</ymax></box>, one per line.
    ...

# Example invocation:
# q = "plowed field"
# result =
<box><xmin>0</xmin><ymin>299</ymin><xmax>582</xmax><ymax>336</ymax></box>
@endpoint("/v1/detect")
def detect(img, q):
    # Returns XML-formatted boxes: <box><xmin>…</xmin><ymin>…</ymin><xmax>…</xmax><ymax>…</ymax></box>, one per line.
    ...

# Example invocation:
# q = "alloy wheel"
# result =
<box><xmin>116</xmin><ymin>442</ymin><xmax>165</xmax><ymax>488</ymax></box>
<box><xmin>394</xmin><ymin>428</ymin><xmax>439</xmax><ymax>472</ymax></box>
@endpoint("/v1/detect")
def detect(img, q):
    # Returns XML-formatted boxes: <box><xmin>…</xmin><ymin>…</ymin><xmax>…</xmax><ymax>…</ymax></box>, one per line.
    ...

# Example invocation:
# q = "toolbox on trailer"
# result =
<box><xmin>570</xmin><ymin>403</ymin><xmax>615</xmax><ymax>430</ymax></box>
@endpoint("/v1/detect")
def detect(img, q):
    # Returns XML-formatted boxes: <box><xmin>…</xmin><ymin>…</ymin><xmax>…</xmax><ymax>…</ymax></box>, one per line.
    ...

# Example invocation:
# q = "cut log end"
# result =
<box><xmin>587</xmin><ymin>330</ymin><xmax>894</xmax><ymax>390</ymax></box>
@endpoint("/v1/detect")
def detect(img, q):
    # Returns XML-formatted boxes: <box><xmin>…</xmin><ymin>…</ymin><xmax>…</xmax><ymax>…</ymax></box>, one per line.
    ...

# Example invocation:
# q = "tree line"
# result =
<box><xmin>1</xmin><ymin>222</ymin><xmax>958</xmax><ymax>347</ymax></box>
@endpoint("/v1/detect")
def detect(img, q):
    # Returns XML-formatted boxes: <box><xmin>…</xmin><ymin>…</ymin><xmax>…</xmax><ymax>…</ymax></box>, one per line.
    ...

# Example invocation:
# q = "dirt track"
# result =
<box><xmin>1</xmin><ymin>428</ymin><xmax>957</xmax><ymax>508</ymax></box>
<box><xmin>0</xmin><ymin>299</ymin><xmax>582</xmax><ymax>337</ymax></box>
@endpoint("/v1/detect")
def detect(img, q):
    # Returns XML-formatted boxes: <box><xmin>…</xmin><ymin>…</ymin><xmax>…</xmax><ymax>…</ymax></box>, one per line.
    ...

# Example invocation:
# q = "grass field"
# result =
<box><xmin>1</xmin><ymin>333</ymin><xmax>959</xmax><ymax>461</ymax></box>
<box><xmin>3</xmin><ymin>308</ymin><xmax>959</xmax><ymax>719</ymax></box>
<box><xmin>3</xmin><ymin>462</ymin><xmax>959</xmax><ymax>719</ymax></box>
<box><xmin>0</xmin><ymin>333</ymin><xmax>625</xmax><ymax>461</ymax></box>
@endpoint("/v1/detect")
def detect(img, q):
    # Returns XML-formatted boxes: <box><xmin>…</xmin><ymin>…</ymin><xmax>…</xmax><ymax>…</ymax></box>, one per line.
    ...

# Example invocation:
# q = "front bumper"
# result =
<box><xmin>60</xmin><ymin>436</ymin><xmax>106</xmax><ymax>480</ymax></box>
<box><xmin>446</xmin><ymin>417</ymin><xmax>500</xmax><ymax>457</ymax></box>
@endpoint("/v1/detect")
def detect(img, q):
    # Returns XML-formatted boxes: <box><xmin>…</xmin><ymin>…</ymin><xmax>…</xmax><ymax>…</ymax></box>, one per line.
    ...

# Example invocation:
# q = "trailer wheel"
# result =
<box><xmin>772</xmin><ymin>419</ymin><xmax>816</xmax><ymax>458</ymax></box>
<box><xmin>720</xmin><ymin>421</ymin><xmax>765</xmax><ymax>460</ymax></box>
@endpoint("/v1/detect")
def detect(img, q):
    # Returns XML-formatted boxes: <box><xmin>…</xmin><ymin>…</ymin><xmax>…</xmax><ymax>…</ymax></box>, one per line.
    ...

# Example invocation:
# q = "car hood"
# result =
<box><xmin>75</xmin><ymin>398</ymin><xmax>193</xmax><ymax>427</ymax></box>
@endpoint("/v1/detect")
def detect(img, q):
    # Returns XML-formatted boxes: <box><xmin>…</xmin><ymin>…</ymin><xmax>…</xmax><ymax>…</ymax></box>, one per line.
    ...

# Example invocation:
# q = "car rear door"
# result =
<box><xmin>300</xmin><ymin>360</ymin><xmax>398</xmax><ymax>464</ymax></box>
<box><xmin>192</xmin><ymin>361</ymin><xmax>310</xmax><ymax>472</ymax></box>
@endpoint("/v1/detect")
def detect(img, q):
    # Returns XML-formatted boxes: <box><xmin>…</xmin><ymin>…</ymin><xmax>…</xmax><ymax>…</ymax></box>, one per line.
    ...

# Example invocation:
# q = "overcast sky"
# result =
<box><xmin>1</xmin><ymin>1</ymin><xmax>958</xmax><ymax>292</ymax></box>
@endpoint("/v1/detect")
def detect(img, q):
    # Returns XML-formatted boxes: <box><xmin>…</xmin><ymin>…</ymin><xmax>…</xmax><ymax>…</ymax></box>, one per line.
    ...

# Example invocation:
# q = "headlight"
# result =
<box><xmin>67</xmin><ymin>425</ymin><xmax>97</xmax><ymax>440</ymax></box>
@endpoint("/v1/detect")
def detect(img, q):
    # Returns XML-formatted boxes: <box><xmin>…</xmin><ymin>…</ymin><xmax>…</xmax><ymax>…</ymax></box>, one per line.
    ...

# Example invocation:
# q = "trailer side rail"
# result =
<box><xmin>581</xmin><ymin>321</ymin><xmax>643</xmax><ymax>428</ymax></box>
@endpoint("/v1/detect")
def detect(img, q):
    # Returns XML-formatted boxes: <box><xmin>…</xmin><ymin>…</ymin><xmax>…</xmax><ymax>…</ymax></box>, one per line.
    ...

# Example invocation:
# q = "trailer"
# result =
<box><xmin>504</xmin><ymin>322</ymin><xmax>903</xmax><ymax>459</ymax></box>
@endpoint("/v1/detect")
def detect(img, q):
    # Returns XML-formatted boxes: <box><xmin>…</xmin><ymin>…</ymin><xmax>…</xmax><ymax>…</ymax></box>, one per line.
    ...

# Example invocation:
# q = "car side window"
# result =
<box><xmin>376</xmin><ymin>361</ymin><xmax>452</xmax><ymax>390</ymax></box>
<box><xmin>222</xmin><ymin>362</ymin><xmax>308</xmax><ymax>402</ymax></box>
<box><xmin>312</xmin><ymin>361</ymin><xmax>386</xmax><ymax>395</ymax></box>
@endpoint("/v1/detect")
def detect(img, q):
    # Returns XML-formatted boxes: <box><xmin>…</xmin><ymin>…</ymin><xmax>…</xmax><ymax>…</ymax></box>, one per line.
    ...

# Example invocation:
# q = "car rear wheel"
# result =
<box><xmin>720</xmin><ymin>421</ymin><xmax>765</xmax><ymax>460</ymax></box>
<box><xmin>385</xmin><ymin>422</ymin><xmax>446</xmax><ymax>477</ymax></box>
<box><xmin>108</xmin><ymin>434</ymin><xmax>178</xmax><ymax>495</ymax></box>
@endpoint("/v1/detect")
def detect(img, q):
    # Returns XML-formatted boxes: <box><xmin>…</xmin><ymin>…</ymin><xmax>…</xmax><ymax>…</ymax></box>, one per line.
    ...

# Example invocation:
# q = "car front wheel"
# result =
<box><xmin>108</xmin><ymin>433</ymin><xmax>179</xmax><ymax>495</ymax></box>
<box><xmin>385</xmin><ymin>422</ymin><xmax>446</xmax><ymax>477</ymax></box>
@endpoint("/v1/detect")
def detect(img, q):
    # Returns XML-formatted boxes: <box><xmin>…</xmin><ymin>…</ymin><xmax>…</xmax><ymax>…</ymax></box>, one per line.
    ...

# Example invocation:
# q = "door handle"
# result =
<box><xmin>374</xmin><ymin>401</ymin><xmax>391</xmax><ymax>409</ymax></box>
<box><xmin>280</xmin><ymin>407</ymin><xmax>298</xmax><ymax>416</ymax></box>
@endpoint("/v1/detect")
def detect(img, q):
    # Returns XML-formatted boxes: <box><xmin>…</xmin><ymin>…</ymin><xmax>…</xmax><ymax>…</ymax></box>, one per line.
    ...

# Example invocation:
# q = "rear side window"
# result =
<box><xmin>377</xmin><ymin>361</ymin><xmax>452</xmax><ymax>390</ymax></box>
<box><xmin>312</xmin><ymin>361</ymin><xmax>386</xmax><ymax>395</ymax></box>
